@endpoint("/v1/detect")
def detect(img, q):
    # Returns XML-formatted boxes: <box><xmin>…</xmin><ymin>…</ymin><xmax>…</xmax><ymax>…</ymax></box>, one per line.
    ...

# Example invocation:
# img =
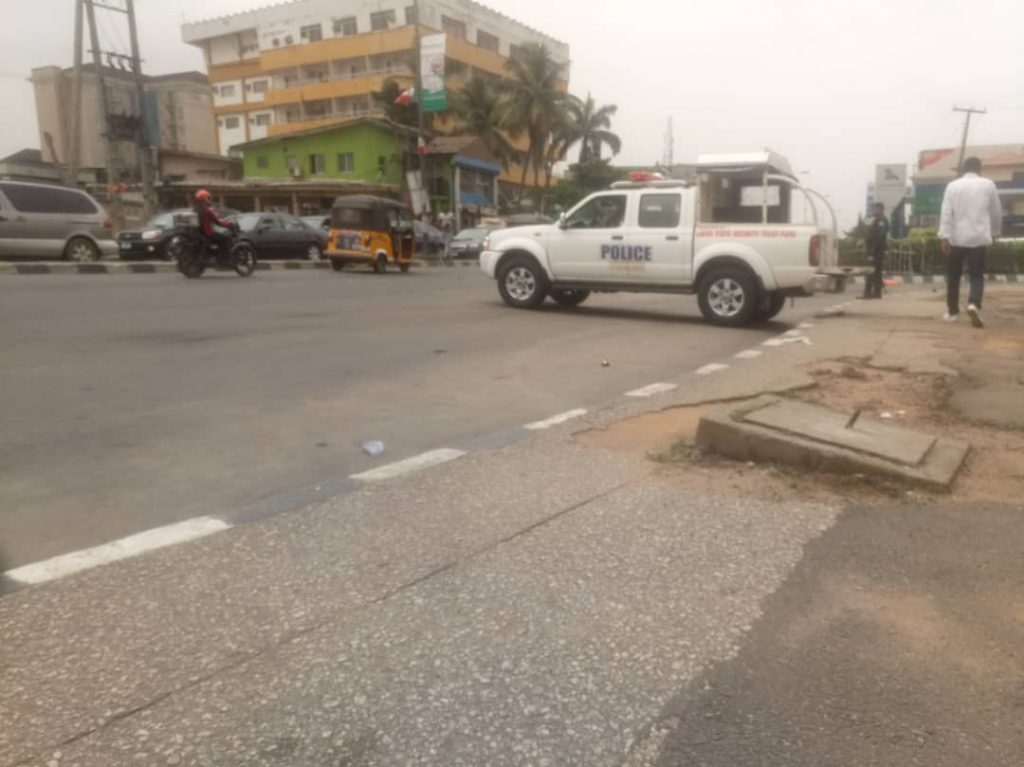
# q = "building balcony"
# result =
<box><xmin>260</xmin><ymin>26</ymin><xmax>418</xmax><ymax>71</ymax></box>
<box><xmin>261</xmin><ymin>73</ymin><xmax>413</xmax><ymax>108</ymax></box>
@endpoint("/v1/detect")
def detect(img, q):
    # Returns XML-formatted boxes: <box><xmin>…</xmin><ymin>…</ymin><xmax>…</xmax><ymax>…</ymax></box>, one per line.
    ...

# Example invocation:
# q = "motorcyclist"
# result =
<box><xmin>193</xmin><ymin>189</ymin><xmax>237</xmax><ymax>257</ymax></box>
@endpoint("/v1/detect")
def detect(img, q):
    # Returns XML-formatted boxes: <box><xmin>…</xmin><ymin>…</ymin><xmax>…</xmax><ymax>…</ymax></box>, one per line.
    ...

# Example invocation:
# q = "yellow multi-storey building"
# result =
<box><xmin>181</xmin><ymin>0</ymin><xmax>570</xmax><ymax>172</ymax></box>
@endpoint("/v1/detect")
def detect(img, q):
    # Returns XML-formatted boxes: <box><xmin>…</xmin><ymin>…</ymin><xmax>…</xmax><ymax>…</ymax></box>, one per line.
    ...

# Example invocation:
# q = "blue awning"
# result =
<box><xmin>454</xmin><ymin>155</ymin><xmax>501</xmax><ymax>175</ymax></box>
<box><xmin>459</xmin><ymin>190</ymin><xmax>493</xmax><ymax>206</ymax></box>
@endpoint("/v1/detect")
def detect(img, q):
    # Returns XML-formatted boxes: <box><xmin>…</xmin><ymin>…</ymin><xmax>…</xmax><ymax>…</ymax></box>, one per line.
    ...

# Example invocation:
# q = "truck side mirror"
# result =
<box><xmin>558</xmin><ymin>212</ymin><xmax>568</xmax><ymax>230</ymax></box>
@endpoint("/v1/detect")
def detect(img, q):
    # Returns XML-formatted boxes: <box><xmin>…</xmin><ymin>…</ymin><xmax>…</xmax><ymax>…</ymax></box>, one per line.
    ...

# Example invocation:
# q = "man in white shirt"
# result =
<box><xmin>938</xmin><ymin>156</ymin><xmax>1002</xmax><ymax>328</ymax></box>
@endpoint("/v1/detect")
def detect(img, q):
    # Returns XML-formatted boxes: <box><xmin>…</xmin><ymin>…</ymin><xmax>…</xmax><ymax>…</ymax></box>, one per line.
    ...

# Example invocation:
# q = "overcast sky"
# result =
<box><xmin>5</xmin><ymin>0</ymin><xmax>1022</xmax><ymax>226</ymax></box>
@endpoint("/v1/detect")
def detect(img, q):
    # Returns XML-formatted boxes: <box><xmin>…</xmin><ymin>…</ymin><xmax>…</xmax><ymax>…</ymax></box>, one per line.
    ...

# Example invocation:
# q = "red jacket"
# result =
<box><xmin>197</xmin><ymin>203</ymin><xmax>232</xmax><ymax>237</ymax></box>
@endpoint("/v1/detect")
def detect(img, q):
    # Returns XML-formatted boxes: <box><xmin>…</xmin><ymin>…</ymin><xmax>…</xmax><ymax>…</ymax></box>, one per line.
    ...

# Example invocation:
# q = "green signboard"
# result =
<box><xmin>420</xmin><ymin>33</ymin><xmax>447</xmax><ymax>113</ymax></box>
<box><xmin>914</xmin><ymin>184</ymin><xmax>946</xmax><ymax>216</ymax></box>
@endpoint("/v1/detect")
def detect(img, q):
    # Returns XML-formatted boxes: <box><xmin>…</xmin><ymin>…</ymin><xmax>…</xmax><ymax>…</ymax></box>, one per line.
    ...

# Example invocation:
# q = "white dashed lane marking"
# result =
<box><xmin>524</xmin><ymin>408</ymin><xmax>588</xmax><ymax>431</ymax></box>
<box><xmin>351</xmin><ymin>448</ymin><xmax>466</xmax><ymax>481</ymax></box>
<box><xmin>695</xmin><ymin>363</ymin><xmax>729</xmax><ymax>375</ymax></box>
<box><xmin>624</xmin><ymin>382</ymin><xmax>679</xmax><ymax>398</ymax></box>
<box><xmin>734</xmin><ymin>349</ymin><xmax>763</xmax><ymax>359</ymax></box>
<box><xmin>4</xmin><ymin>516</ymin><xmax>231</xmax><ymax>586</ymax></box>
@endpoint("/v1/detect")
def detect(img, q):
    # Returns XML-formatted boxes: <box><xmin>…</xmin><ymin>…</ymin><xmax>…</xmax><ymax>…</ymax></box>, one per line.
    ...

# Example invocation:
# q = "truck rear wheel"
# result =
<box><xmin>497</xmin><ymin>256</ymin><xmax>548</xmax><ymax>309</ymax></box>
<box><xmin>697</xmin><ymin>266</ymin><xmax>759</xmax><ymax>326</ymax></box>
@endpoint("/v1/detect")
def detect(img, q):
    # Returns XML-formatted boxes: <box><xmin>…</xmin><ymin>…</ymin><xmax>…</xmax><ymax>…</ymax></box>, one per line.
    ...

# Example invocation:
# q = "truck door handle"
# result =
<box><xmin>666</xmin><ymin>235</ymin><xmax>679</xmax><ymax>241</ymax></box>
<box><xmin>611</xmin><ymin>235</ymin><xmax>624</xmax><ymax>241</ymax></box>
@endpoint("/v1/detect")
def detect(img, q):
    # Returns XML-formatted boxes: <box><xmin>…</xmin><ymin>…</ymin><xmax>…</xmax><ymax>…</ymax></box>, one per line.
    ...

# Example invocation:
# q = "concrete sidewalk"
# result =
<box><xmin>2</xmin><ymin>283</ymin><xmax>1022</xmax><ymax>767</ymax></box>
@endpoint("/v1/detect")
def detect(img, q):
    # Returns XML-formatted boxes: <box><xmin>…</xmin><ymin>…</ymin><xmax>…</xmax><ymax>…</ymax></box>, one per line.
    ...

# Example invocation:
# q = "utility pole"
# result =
<box><xmin>84</xmin><ymin>0</ymin><xmax>116</xmax><ymax>189</ymax></box>
<box><xmin>953</xmin><ymin>105</ymin><xmax>986</xmax><ymax>175</ymax></box>
<box><xmin>68</xmin><ymin>0</ymin><xmax>84</xmax><ymax>185</ymax></box>
<box><xmin>125</xmin><ymin>0</ymin><xmax>155</xmax><ymax>218</ymax></box>
<box><xmin>661</xmin><ymin>117</ymin><xmax>674</xmax><ymax>171</ymax></box>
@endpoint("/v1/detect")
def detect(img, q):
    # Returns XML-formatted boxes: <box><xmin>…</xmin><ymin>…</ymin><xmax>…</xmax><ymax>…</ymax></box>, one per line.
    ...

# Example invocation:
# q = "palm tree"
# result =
<box><xmin>540</xmin><ymin>96</ymin><xmax>582</xmax><ymax>209</ymax></box>
<box><xmin>450</xmin><ymin>77</ymin><xmax>520</xmax><ymax>170</ymax></box>
<box><xmin>568</xmin><ymin>94</ymin><xmax>621</xmax><ymax>164</ymax></box>
<box><xmin>503</xmin><ymin>43</ymin><xmax>568</xmax><ymax>200</ymax></box>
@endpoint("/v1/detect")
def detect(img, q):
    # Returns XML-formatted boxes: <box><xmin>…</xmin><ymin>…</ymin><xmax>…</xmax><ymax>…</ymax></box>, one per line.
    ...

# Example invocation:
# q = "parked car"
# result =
<box><xmin>301</xmin><ymin>215</ymin><xmax>330</xmax><ymax>232</ymax></box>
<box><xmin>414</xmin><ymin>220</ymin><xmax>445</xmax><ymax>254</ymax></box>
<box><xmin>0</xmin><ymin>180</ymin><xmax>116</xmax><ymax>261</ymax></box>
<box><xmin>447</xmin><ymin>227</ymin><xmax>492</xmax><ymax>259</ymax></box>
<box><xmin>117</xmin><ymin>209</ymin><xmax>192</xmax><ymax>260</ymax></box>
<box><xmin>232</xmin><ymin>212</ymin><xmax>329</xmax><ymax>260</ymax></box>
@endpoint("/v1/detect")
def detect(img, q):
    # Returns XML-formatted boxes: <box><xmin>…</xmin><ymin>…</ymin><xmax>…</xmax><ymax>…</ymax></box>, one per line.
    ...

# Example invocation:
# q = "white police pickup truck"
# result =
<box><xmin>480</xmin><ymin>151</ymin><xmax>837</xmax><ymax>326</ymax></box>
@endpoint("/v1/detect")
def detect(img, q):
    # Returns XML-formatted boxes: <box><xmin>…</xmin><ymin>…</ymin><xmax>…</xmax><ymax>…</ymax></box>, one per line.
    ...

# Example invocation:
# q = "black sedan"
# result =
<box><xmin>117</xmin><ymin>209</ymin><xmax>191</xmax><ymax>260</ymax></box>
<box><xmin>447</xmin><ymin>227</ymin><xmax>492</xmax><ymax>259</ymax></box>
<box><xmin>233</xmin><ymin>212</ymin><xmax>329</xmax><ymax>260</ymax></box>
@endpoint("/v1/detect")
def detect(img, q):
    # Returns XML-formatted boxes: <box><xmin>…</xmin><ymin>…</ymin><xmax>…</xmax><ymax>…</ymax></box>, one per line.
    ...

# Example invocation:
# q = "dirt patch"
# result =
<box><xmin>575</xmin><ymin>402</ymin><xmax>721</xmax><ymax>455</ymax></box>
<box><xmin>577</xmin><ymin>356</ymin><xmax>1024</xmax><ymax>506</ymax></box>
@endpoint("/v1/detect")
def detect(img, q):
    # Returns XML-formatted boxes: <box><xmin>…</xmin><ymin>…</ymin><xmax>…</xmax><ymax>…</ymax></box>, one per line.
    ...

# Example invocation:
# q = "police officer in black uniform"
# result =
<box><xmin>863</xmin><ymin>202</ymin><xmax>889</xmax><ymax>299</ymax></box>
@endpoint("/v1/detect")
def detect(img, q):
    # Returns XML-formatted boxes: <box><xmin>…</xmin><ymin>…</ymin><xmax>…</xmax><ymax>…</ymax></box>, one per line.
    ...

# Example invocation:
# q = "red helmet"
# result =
<box><xmin>195</xmin><ymin>189</ymin><xmax>212</xmax><ymax>203</ymax></box>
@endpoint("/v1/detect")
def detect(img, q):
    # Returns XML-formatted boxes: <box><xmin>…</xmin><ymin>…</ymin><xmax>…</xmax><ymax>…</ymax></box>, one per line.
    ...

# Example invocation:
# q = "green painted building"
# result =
<box><xmin>237</xmin><ymin>118</ymin><xmax>416</xmax><ymax>188</ymax></box>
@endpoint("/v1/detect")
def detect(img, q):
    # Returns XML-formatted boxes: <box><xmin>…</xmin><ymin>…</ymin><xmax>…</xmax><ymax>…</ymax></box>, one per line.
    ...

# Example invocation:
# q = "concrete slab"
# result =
<box><xmin>738</xmin><ymin>398</ymin><xmax>936</xmax><ymax>466</ymax></box>
<box><xmin>696</xmin><ymin>396</ymin><xmax>969</xmax><ymax>489</ymax></box>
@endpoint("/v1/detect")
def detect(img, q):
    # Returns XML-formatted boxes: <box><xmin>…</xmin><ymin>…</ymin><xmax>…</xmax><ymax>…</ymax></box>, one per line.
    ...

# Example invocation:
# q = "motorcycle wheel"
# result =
<box><xmin>179</xmin><ymin>257</ymin><xmax>206</xmax><ymax>279</ymax></box>
<box><xmin>233</xmin><ymin>242</ymin><xmax>257</xmax><ymax>277</ymax></box>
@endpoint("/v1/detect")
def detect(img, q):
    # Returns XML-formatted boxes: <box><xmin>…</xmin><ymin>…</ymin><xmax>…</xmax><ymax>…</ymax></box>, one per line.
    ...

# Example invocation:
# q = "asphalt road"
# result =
<box><xmin>0</xmin><ymin>269</ymin><xmax>837</xmax><ymax>570</ymax></box>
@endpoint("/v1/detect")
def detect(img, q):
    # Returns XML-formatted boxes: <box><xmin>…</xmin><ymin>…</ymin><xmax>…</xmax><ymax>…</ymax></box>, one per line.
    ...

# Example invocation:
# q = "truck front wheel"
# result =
<box><xmin>697</xmin><ymin>267</ymin><xmax>759</xmax><ymax>326</ymax></box>
<box><xmin>756</xmin><ymin>292</ymin><xmax>787</xmax><ymax>322</ymax></box>
<box><xmin>497</xmin><ymin>256</ymin><xmax>549</xmax><ymax>309</ymax></box>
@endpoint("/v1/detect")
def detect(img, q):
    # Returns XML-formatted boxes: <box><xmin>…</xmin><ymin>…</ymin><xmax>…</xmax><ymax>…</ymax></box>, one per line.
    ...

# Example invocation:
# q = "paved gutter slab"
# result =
<box><xmin>696</xmin><ymin>396</ymin><xmax>969</xmax><ymax>489</ymax></box>
<box><xmin>739</xmin><ymin>398</ymin><xmax>937</xmax><ymax>465</ymax></box>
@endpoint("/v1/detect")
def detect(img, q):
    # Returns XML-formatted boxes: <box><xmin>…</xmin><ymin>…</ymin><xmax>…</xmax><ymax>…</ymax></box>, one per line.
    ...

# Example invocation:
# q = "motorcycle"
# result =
<box><xmin>168</xmin><ymin>223</ymin><xmax>257</xmax><ymax>279</ymax></box>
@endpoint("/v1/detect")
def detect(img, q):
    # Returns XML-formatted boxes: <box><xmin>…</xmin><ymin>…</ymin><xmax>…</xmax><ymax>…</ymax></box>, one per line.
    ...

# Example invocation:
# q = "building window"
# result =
<box><xmin>309</xmin><ymin>154</ymin><xmax>326</xmax><ymax>175</ymax></box>
<box><xmin>283</xmin><ymin>74</ymin><xmax>298</xmax><ymax>87</ymax></box>
<box><xmin>219</xmin><ymin>84</ymin><xmax>236</xmax><ymax>97</ymax></box>
<box><xmin>334</xmin><ymin>16</ymin><xmax>358</xmax><ymax>36</ymax></box>
<box><xmin>370</xmin><ymin>10</ymin><xmax>395</xmax><ymax>31</ymax></box>
<box><xmin>300</xmin><ymin>24</ymin><xmax>323</xmax><ymax>42</ymax></box>
<box><xmin>256</xmin><ymin>155</ymin><xmax>269</xmax><ymax>169</ymax></box>
<box><xmin>404</xmin><ymin>5</ymin><xmax>416</xmax><ymax>24</ymax></box>
<box><xmin>223</xmin><ymin>116</ymin><xmax>240</xmax><ymax>129</ymax></box>
<box><xmin>337</xmin><ymin>153</ymin><xmax>355</xmax><ymax>172</ymax></box>
<box><xmin>477</xmin><ymin>30</ymin><xmax>498</xmax><ymax>53</ymax></box>
<box><xmin>441</xmin><ymin>15</ymin><xmax>466</xmax><ymax>40</ymax></box>
<box><xmin>250</xmin><ymin>80</ymin><xmax>268</xmax><ymax>93</ymax></box>
<box><xmin>253</xmin><ymin>113</ymin><xmax>271</xmax><ymax>126</ymax></box>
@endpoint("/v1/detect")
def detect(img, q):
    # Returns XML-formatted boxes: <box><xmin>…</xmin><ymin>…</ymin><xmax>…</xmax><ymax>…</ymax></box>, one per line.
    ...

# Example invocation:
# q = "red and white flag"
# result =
<box><xmin>394</xmin><ymin>87</ymin><xmax>415</xmax><ymax>106</ymax></box>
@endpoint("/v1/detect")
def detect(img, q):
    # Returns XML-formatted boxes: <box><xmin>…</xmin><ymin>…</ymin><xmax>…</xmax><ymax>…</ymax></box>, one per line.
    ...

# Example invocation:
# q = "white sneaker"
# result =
<box><xmin>967</xmin><ymin>304</ymin><xmax>984</xmax><ymax>328</ymax></box>
<box><xmin>942</xmin><ymin>312</ymin><xmax>959</xmax><ymax>322</ymax></box>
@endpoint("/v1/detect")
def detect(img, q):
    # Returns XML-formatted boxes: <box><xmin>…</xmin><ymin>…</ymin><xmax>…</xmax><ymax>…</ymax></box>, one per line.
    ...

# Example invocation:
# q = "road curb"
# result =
<box><xmin>849</xmin><ymin>273</ymin><xmax>1020</xmax><ymax>286</ymax></box>
<box><xmin>0</xmin><ymin>259</ymin><xmax>467</xmax><ymax>275</ymax></box>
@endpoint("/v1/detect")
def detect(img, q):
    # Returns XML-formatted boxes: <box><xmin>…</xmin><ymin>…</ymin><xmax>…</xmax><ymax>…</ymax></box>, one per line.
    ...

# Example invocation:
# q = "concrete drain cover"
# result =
<box><xmin>740</xmin><ymin>399</ymin><xmax>936</xmax><ymax>466</ymax></box>
<box><xmin>696</xmin><ymin>395</ymin><xmax>969</xmax><ymax>489</ymax></box>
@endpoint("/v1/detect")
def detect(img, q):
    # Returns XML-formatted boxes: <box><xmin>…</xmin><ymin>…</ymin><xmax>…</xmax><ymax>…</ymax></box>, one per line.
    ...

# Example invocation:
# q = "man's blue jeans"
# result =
<box><xmin>947</xmin><ymin>247</ymin><xmax>986</xmax><ymax>314</ymax></box>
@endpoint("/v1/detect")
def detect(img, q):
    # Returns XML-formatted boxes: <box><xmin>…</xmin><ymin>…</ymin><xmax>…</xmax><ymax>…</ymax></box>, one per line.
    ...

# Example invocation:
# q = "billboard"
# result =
<box><xmin>420</xmin><ymin>33</ymin><xmax>447</xmax><ymax>113</ymax></box>
<box><xmin>874</xmin><ymin>164</ymin><xmax>907</xmax><ymax>212</ymax></box>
